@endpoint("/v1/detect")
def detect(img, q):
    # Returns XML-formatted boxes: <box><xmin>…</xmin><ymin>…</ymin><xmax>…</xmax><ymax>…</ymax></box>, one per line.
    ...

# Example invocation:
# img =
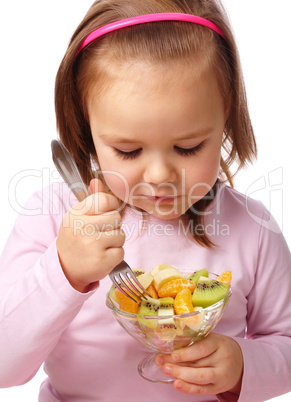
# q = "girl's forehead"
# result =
<box><xmin>88</xmin><ymin>56</ymin><xmax>212</xmax><ymax>102</ymax></box>
<box><xmin>87</xmin><ymin>58</ymin><xmax>225</xmax><ymax>140</ymax></box>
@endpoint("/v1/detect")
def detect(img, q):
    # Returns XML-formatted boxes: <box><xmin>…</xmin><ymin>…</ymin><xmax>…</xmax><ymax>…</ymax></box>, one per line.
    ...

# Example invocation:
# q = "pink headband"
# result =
<box><xmin>76</xmin><ymin>13</ymin><xmax>226</xmax><ymax>57</ymax></box>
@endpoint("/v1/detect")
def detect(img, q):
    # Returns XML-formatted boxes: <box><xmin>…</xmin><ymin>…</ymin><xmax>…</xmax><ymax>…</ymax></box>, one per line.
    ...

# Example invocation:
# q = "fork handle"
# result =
<box><xmin>51</xmin><ymin>139</ymin><xmax>90</xmax><ymax>202</ymax></box>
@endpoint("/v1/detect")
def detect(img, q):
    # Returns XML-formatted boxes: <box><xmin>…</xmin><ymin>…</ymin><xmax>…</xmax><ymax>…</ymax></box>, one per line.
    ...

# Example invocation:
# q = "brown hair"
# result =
<box><xmin>55</xmin><ymin>0</ymin><xmax>257</xmax><ymax>247</ymax></box>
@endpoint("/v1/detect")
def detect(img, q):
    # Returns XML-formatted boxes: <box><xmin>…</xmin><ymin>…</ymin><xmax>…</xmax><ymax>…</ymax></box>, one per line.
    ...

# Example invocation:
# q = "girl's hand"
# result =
<box><xmin>56</xmin><ymin>178</ymin><xmax>125</xmax><ymax>293</ymax></box>
<box><xmin>155</xmin><ymin>333</ymin><xmax>243</xmax><ymax>396</ymax></box>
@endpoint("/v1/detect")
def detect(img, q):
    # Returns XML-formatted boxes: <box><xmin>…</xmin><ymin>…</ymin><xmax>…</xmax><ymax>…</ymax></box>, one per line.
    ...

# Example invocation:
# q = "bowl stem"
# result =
<box><xmin>137</xmin><ymin>353</ymin><xmax>175</xmax><ymax>383</ymax></box>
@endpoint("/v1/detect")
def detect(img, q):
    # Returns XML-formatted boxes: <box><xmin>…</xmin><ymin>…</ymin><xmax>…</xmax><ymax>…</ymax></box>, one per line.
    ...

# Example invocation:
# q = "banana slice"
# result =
<box><xmin>134</xmin><ymin>272</ymin><xmax>153</xmax><ymax>291</ymax></box>
<box><xmin>151</xmin><ymin>263</ymin><xmax>172</xmax><ymax>277</ymax></box>
<box><xmin>153</xmin><ymin>266</ymin><xmax>182</xmax><ymax>291</ymax></box>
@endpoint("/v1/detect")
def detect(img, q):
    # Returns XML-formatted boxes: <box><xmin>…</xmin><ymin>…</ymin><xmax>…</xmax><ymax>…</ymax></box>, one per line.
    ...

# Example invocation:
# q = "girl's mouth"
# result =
<box><xmin>143</xmin><ymin>195</ymin><xmax>180</xmax><ymax>204</ymax></box>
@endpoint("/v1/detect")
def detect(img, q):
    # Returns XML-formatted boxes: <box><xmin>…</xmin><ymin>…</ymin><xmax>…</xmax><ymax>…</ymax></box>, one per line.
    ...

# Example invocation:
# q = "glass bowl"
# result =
<box><xmin>106</xmin><ymin>272</ymin><xmax>232</xmax><ymax>383</ymax></box>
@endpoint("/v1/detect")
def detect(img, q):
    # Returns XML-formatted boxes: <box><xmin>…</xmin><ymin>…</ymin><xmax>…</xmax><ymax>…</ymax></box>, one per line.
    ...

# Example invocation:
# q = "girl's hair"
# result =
<box><xmin>55</xmin><ymin>0</ymin><xmax>257</xmax><ymax>247</ymax></box>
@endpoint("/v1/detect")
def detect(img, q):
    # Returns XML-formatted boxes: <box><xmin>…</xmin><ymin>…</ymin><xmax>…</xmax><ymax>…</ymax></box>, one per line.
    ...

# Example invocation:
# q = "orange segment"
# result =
<box><xmin>217</xmin><ymin>271</ymin><xmax>232</xmax><ymax>286</ymax></box>
<box><xmin>146</xmin><ymin>284</ymin><xmax>159</xmax><ymax>299</ymax></box>
<box><xmin>115</xmin><ymin>288</ymin><xmax>140</xmax><ymax>314</ymax></box>
<box><xmin>174</xmin><ymin>288</ymin><xmax>194</xmax><ymax>315</ymax></box>
<box><xmin>174</xmin><ymin>288</ymin><xmax>202</xmax><ymax>331</ymax></box>
<box><xmin>158</xmin><ymin>278</ymin><xmax>196</xmax><ymax>298</ymax></box>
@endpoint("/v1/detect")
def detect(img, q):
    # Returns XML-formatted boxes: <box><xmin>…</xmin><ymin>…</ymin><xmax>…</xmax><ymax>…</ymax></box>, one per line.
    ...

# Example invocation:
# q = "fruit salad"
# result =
<box><xmin>108</xmin><ymin>264</ymin><xmax>232</xmax><ymax>344</ymax></box>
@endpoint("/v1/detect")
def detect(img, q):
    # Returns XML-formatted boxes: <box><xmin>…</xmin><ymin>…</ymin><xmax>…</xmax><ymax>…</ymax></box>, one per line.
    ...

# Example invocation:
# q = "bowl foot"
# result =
<box><xmin>137</xmin><ymin>353</ymin><xmax>174</xmax><ymax>383</ymax></box>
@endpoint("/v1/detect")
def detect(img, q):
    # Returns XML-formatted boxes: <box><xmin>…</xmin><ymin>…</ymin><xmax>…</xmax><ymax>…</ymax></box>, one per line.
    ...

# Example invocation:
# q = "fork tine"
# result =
<box><xmin>123</xmin><ymin>271</ymin><xmax>147</xmax><ymax>299</ymax></box>
<box><xmin>109</xmin><ymin>260</ymin><xmax>152</xmax><ymax>302</ymax></box>
<box><xmin>111</xmin><ymin>276</ymin><xmax>142</xmax><ymax>303</ymax></box>
<box><xmin>124</xmin><ymin>270</ymin><xmax>152</xmax><ymax>298</ymax></box>
<box><xmin>118</xmin><ymin>274</ymin><xmax>146</xmax><ymax>301</ymax></box>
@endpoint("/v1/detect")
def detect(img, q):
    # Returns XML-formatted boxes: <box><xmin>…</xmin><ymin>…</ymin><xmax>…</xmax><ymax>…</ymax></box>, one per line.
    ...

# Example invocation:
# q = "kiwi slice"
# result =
<box><xmin>132</xmin><ymin>269</ymin><xmax>145</xmax><ymax>277</ymax></box>
<box><xmin>158</xmin><ymin>297</ymin><xmax>176</xmax><ymax>329</ymax></box>
<box><xmin>137</xmin><ymin>297</ymin><xmax>160</xmax><ymax>328</ymax></box>
<box><xmin>192</xmin><ymin>276</ymin><xmax>228</xmax><ymax>308</ymax></box>
<box><xmin>159</xmin><ymin>297</ymin><xmax>174</xmax><ymax>308</ymax></box>
<box><xmin>187</xmin><ymin>268</ymin><xmax>209</xmax><ymax>285</ymax></box>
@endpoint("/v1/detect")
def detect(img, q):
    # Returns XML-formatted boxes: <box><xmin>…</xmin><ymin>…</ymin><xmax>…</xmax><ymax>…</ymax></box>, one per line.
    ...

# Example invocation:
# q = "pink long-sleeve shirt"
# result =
<box><xmin>0</xmin><ymin>181</ymin><xmax>291</xmax><ymax>401</ymax></box>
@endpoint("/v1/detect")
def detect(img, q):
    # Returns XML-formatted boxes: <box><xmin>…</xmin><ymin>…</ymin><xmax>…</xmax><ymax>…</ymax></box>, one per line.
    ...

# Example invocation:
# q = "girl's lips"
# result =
<box><xmin>143</xmin><ymin>195</ymin><xmax>180</xmax><ymax>204</ymax></box>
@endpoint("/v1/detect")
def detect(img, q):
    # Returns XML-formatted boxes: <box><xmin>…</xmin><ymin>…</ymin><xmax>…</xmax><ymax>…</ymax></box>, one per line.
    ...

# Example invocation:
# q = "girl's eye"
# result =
<box><xmin>113</xmin><ymin>148</ymin><xmax>142</xmax><ymax>160</ymax></box>
<box><xmin>174</xmin><ymin>142</ymin><xmax>205</xmax><ymax>156</ymax></box>
<box><xmin>113</xmin><ymin>142</ymin><xmax>204</xmax><ymax>160</ymax></box>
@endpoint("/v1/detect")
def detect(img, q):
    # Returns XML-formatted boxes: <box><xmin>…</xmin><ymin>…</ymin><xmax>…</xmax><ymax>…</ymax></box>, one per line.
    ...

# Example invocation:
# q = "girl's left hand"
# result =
<box><xmin>155</xmin><ymin>333</ymin><xmax>243</xmax><ymax>396</ymax></box>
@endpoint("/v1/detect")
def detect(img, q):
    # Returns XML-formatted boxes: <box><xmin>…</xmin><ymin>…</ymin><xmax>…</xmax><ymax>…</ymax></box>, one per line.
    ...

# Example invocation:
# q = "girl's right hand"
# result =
<box><xmin>56</xmin><ymin>179</ymin><xmax>125</xmax><ymax>293</ymax></box>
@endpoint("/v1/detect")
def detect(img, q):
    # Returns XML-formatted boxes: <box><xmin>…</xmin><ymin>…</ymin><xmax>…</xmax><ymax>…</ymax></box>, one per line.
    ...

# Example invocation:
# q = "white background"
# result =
<box><xmin>0</xmin><ymin>0</ymin><xmax>290</xmax><ymax>400</ymax></box>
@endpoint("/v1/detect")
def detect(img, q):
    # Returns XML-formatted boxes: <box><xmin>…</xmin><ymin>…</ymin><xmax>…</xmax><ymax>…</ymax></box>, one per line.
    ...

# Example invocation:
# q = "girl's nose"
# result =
<box><xmin>143</xmin><ymin>156</ymin><xmax>177</xmax><ymax>185</ymax></box>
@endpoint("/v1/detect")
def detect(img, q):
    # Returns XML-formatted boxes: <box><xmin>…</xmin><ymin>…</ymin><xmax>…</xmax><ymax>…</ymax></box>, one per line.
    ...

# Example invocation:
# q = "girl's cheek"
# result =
<box><xmin>102</xmin><ymin>170</ymin><xmax>134</xmax><ymax>202</ymax></box>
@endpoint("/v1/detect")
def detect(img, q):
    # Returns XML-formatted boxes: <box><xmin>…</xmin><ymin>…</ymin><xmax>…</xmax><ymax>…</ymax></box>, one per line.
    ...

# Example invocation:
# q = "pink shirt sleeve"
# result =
<box><xmin>0</xmin><ymin>185</ymin><xmax>96</xmax><ymax>387</ymax></box>
<box><xmin>237</xmin><ymin>209</ymin><xmax>291</xmax><ymax>401</ymax></box>
<box><xmin>219</xmin><ymin>205</ymin><xmax>291</xmax><ymax>401</ymax></box>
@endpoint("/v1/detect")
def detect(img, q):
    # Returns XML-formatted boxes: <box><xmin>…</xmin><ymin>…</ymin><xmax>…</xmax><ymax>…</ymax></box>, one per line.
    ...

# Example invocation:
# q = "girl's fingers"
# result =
<box><xmin>173</xmin><ymin>379</ymin><xmax>216</xmax><ymax>396</ymax></box>
<box><xmin>75</xmin><ymin>212</ymin><xmax>122</xmax><ymax>233</ymax></box>
<box><xmin>83</xmin><ymin>246</ymin><xmax>125</xmax><ymax>282</ymax></box>
<box><xmin>163</xmin><ymin>364</ymin><xmax>215</xmax><ymax>386</ymax></box>
<box><xmin>156</xmin><ymin>335</ymin><xmax>243</xmax><ymax>396</ymax></box>
<box><xmin>155</xmin><ymin>337</ymin><xmax>217</xmax><ymax>367</ymax></box>
<box><xmin>173</xmin><ymin>338</ymin><xmax>218</xmax><ymax>363</ymax></box>
<box><xmin>72</xmin><ymin>192</ymin><xmax>121</xmax><ymax>216</ymax></box>
<box><xmin>97</xmin><ymin>229</ymin><xmax>126</xmax><ymax>248</ymax></box>
<box><xmin>105</xmin><ymin>246</ymin><xmax>125</xmax><ymax>263</ymax></box>
<box><xmin>102</xmin><ymin>247</ymin><xmax>125</xmax><ymax>270</ymax></box>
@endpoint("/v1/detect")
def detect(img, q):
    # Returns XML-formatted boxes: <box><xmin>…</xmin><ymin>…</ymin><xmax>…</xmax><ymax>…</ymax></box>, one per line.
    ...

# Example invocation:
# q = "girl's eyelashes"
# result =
<box><xmin>174</xmin><ymin>141</ymin><xmax>205</xmax><ymax>156</ymax></box>
<box><xmin>113</xmin><ymin>148</ymin><xmax>142</xmax><ymax>160</ymax></box>
<box><xmin>113</xmin><ymin>141</ymin><xmax>205</xmax><ymax>160</ymax></box>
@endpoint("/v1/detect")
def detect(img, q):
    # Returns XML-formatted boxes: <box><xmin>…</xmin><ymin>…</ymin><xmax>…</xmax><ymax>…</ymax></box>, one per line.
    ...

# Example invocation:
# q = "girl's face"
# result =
<box><xmin>88</xmin><ymin>61</ymin><xmax>228</xmax><ymax>220</ymax></box>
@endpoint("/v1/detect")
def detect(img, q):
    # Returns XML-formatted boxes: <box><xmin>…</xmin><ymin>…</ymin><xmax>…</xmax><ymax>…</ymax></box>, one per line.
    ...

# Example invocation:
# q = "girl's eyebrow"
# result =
<box><xmin>177</xmin><ymin>127</ymin><xmax>215</xmax><ymax>140</ymax></box>
<box><xmin>99</xmin><ymin>127</ymin><xmax>214</xmax><ymax>143</ymax></box>
<box><xmin>99</xmin><ymin>134</ymin><xmax>138</xmax><ymax>143</ymax></box>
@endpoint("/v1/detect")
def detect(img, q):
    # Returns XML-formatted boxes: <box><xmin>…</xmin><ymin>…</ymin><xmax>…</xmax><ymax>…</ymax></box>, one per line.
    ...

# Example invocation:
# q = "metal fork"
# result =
<box><xmin>109</xmin><ymin>261</ymin><xmax>151</xmax><ymax>302</ymax></box>
<box><xmin>51</xmin><ymin>139</ymin><xmax>149</xmax><ymax>302</ymax></box>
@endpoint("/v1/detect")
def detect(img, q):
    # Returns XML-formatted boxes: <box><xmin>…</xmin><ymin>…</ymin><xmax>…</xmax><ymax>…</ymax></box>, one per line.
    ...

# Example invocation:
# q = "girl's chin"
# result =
<box><xmin>129</xmin><ymin>201</ymin><xmax>188</xmax><ymax>220</ymax></box>
<box><xmin>148</xmin><ymin>211</ymin><xmax>183</xmax><ymax>220</ymax></box>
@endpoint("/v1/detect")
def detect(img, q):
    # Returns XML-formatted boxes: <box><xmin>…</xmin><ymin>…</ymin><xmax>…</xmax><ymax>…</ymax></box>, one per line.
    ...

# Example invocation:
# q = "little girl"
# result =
<box><xmin>1</xmin><ymin>0</ymin><xmax>291</xmax><ymax>401</ymax></box>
